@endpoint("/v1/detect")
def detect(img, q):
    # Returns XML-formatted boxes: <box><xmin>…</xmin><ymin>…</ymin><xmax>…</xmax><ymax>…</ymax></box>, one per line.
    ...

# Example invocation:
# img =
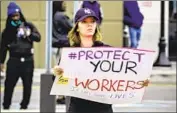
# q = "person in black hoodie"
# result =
<box><xmin>0</xmin><ymin>2</ymin><xmax>41</xmax><ymax>109</ymax></box>
<box><xmin>52</xmin><ymin>1</ymin><xmax>73</xmax><ymax>104</ymax></box>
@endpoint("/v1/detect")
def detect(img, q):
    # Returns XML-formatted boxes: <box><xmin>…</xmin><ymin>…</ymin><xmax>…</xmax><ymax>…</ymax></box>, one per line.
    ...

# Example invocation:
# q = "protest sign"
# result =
<box><xmin>50</xmin><ymin>47</ymin><xmax>155</xmax><ymax>104</ymax></box>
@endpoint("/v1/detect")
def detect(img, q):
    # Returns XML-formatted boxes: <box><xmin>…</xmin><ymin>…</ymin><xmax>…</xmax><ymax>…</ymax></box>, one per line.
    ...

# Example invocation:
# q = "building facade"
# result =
<box><xmin>1</xmin><ymin>1</ymin><xmax>123</xmax><ymax>68</ymax></box>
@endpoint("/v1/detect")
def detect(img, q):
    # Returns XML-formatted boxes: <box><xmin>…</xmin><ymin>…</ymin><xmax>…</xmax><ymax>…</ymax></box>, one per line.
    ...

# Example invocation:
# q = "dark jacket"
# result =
<box><xmin>81</xmin><ymin>1</ymin><xmax>103</xmax><ymax>25</ymax></box>
<box><xmin>52</xmin><ymin>11</ymin><xmax>73</xmax><ymax>48</ymax></box>
<box><xmin>0</xmin><ymin>13</ymin><xmax>41</xmax><ymax>64</ymax></box>
<box><xmin>123</xmin><ymin>1</ymin><xmax>144</xmax><ymax>28</ymax></box>
<box><xmin>67</xmin><ymin>41</ymin><xmax>113</xmax><ymax>113</ymax></box>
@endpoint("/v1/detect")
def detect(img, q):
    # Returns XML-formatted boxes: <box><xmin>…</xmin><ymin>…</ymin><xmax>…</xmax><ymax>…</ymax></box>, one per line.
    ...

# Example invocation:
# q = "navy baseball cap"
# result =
<box><xmin>74</xmin><ymin>8</ymin><xmax>99</xmax><ymax>23</ymax></box>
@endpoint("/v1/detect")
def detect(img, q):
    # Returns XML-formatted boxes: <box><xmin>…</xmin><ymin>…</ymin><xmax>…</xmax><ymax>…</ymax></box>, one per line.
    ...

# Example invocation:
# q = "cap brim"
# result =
<box><xmin>77</xmin><ymin>15</ymin><xmax>99</xmax><ymax>22</ymax></box>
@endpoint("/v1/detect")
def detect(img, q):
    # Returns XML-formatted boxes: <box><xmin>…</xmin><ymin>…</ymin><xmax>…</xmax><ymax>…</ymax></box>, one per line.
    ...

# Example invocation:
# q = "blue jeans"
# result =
<box><xmin>129</xmin><ymin>27</ymin><xmax>142</xmax><ymax>48</ymax></box>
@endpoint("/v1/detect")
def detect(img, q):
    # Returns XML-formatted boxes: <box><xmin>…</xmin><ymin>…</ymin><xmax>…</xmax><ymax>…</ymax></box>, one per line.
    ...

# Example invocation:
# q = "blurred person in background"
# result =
<box><xmin>169</xmin><ymin>0</ymin><xmax>177</xmax><ymax>20</ymax></box>
<box><xmin>172</xmin><ymin>0</ymin><xmax>177</xmax><ymax>19</ymax></box>
<box><xmin>80</xmin><ymin>1</ymin><xmax>103</xmax><ymax>26</ymax></box>
<box><xmin>52</xmin><ymin>1</ymin><xmax>73</xmax><ymax>104</ymax></box>
<box><xmin>0</xmin><ymin>2</ymin><xmax>41</xmax><ymax>109</ymax></box>
<box><xmin>0</xmin><ymin>32</ymin><xmax>5</xmax><ymax>80</ymax></box>
<box><xmin>123</xmin><ymin>1</ymin><xmax>144</xmax><ymax>48</ymax></box>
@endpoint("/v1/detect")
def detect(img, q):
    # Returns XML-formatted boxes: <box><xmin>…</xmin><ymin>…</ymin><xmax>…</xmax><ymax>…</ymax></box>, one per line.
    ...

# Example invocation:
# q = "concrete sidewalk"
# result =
<box><xmin>150</xmin><ymin>62</ymin><xmax>176</xmax><ymax>84</ymax></box>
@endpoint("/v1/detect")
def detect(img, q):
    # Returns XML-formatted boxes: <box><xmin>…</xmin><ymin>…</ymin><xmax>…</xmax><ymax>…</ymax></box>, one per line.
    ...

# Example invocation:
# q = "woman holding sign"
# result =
<box><xmin>53</xmin><ymin>8</ymin><xmax>150</xmax><ymax>113</ymax></box>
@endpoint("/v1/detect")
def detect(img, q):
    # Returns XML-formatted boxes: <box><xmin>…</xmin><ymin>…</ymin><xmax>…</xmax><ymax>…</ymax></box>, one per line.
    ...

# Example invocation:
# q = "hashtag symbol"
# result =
<box><xmin>68</xmin><ymin>52</ymin><xmax>77</xmax><ymax>59</ymax></box>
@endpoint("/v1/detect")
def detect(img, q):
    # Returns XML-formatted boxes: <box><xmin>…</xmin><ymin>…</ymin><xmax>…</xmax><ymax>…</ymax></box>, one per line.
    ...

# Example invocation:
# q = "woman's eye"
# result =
<box><xmin>91</xmin><ymin>20</ymin><xmax>96</xmax><ymax>23</ymax></box>
<box><xmin>82</xmin><ymin>21</ymin><xmax>87</xmax><ymax>23</ymax></box>
<box><xmin>82</xmin><ymin>20</ymin><xmax>95</xmax><ymax>24</ymax></box>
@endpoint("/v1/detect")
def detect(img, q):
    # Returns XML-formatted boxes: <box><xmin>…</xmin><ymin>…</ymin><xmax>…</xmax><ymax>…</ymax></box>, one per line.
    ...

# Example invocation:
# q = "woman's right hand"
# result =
<box><xmin>53</xmin><ymin>65</ymin><xmax>64</xmax><ymax>76</ymax></box>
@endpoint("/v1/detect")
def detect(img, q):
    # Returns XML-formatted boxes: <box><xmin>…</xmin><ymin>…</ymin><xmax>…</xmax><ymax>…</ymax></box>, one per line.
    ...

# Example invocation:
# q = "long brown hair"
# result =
<box><xmin>67</xmin><ymin>23</ymin><xmax>102</xmax><ymax>46</ymax></box>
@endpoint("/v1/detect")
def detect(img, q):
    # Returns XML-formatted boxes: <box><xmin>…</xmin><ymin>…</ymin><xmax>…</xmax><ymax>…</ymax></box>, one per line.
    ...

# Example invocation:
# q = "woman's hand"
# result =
<box><xmin>53</xmin><ymin>65</ymin><xmax>64</xmax><ymax>76</ymax></box>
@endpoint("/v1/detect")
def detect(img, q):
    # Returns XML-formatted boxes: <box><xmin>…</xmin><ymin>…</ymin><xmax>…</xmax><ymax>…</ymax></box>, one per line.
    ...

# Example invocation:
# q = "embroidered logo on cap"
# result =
<box><xmin>84</xmin><ymin>9</ymin><xmax>91</xmax><ymax>14</ymax></box>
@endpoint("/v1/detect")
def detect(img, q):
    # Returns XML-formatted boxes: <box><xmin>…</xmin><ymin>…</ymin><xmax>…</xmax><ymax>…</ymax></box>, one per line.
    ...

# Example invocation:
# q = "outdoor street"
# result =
<box><xmin>0</xmin><ymin>81</ymin><xmax>176</xmax><ymax>112</ymax></box>
<box><xmin>0</xmin><ymin>63</ymin><xmax>176</xmax><ymax>112</ymax></box>
<box><xmin>0</xmin><ymin>1</ymin><xmax>177</xmax><ymax>113</ymax></box>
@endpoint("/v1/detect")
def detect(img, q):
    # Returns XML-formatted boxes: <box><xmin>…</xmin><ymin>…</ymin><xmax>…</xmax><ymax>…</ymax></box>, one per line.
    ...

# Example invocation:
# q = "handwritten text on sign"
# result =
<box><xmin>59</xmin><ymin>47</ymin><xmax>154</xmax><ymax>77</ymax></box>
<box><xmin>50</xmin><ymin>47</ymin><xmax>155</xmax><ymax>104</ymax></box>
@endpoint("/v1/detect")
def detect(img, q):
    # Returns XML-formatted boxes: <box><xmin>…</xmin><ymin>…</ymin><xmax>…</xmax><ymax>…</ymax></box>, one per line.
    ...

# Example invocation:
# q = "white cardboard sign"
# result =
<box><xmin>50</xmin><ymin>47</ymin><xmax>155</xmax><ymax>104</ymax></box>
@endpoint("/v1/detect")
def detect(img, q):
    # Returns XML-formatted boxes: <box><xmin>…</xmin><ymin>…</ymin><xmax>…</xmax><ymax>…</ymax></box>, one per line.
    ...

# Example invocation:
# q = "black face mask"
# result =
<box><xmin>10</xmin><ymin>20</ymin><xmax>22</xmax><ymax>27</ymax></box>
